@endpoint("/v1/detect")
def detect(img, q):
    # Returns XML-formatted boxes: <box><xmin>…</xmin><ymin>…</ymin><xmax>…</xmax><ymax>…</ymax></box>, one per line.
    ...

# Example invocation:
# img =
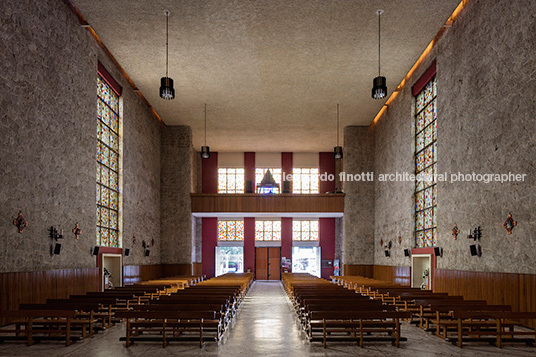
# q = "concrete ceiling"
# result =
<box><xmin>73</xmin><ymin>0</ymin><xmax>459</xmax><ymax>152</ymax></box>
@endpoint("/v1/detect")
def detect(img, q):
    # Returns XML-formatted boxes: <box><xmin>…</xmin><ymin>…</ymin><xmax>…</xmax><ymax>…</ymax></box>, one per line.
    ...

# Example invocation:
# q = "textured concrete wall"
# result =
<box><xmin>342</xmin><ymin>126</ymin><xmax>375</xmax><ymax>265</ymax></box>
<box><xmin>160</xmin><ymin>126</ymin><xmax>194</xmax><ymax>264</ymax></box>
<box><xmin>0</xmin><ymin>0</ymin><xmax>162</xmax><ymax>272</ymax></box>
<box><xmin>371</xmin><ymin>0</ymin><xmax>536</xmax><ymax>274</ymax></box>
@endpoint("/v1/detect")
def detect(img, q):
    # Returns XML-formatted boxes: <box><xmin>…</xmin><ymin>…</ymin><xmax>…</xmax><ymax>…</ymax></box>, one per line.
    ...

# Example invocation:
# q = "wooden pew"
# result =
<box><xmin>18</xmin><ymin>303</ymin><xmax>99</xmax><ymax>338</ymax></box>
<box><xmin>0</xmin><ymin>310</ymin><xmax>77</xmax><ymax>346</ymax></box>
<box><xmin>450</xmin><ymin>311</ymin><xmax>536</xmax><ymax>348</ymax></box>
<box><xmin>115</xmin><ymin>310</ymin><xmax>220</xmax><ymax>348</ymax></box>
<box><xmin>310</xmin><ymin>310</ymin><xmax>412</xmax><ymax>348</ymax></box>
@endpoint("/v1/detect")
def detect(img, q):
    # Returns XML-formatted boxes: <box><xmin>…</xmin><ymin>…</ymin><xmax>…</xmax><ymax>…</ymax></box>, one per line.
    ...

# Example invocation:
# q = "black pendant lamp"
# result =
<box><xmin>159</xmin><ymin>10</ymin><xmax>175</xmax><ymax>100</ymax></box>
<box><xmin>372</xmin><ymin>10</ymin><xmax>387</xmax><ymax>99</ymax></box>
<box><xmin>334</xmin><ymin>103</ymin><xmax>343</xmax><ymax>159</ymax></box>
<box><xmin>201</xmin><ymin>104</ymin><xmax>210</xmax><ymax>159</ymax></box>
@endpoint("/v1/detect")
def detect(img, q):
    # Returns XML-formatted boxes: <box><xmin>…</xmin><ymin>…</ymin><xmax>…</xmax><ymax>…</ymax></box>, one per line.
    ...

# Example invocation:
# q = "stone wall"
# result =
<box><xmin>371</xmin><ymin>0</ymin><xmax>536</xmax><ymax>274</ymax></box>
<box><xmin>342</xmin><ymin>126</ymin><xmax>375</xmax><ymax>265</ymax></box>
<box><xmin>0</xmin><ymin>0</ymin><xmax>162</xmax><ymax>272</ymax></box>
<box><xmin>160</xmin><ymin>126</ymin><xmax>194</xmax><ymax>264</ymax></box>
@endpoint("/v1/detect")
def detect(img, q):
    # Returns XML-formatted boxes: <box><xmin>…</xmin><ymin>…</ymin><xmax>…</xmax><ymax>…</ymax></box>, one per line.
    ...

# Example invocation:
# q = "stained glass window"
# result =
<box><xmin>255</xmin><ymin>220</ymin><xmax>282</xmax><ymax>241</ymax></box>
<box><xmin>218</xmin><ymin>168</ymin><xmax>245</xmax><ymax>193</ymax></box>
<box><xmin>293</xmin><ymin>220</ymin><xmax>319</xmax><ymax>241</ymax></box>
<box><xmin>255</xmin><ymin>168</ymin><xmax>282</xmax><ymax>194</ymax></box>
<box><xmin>292</xmin><ymin>168</ymin><xmax>319</xmax><ymax>194</ymax></box>
<box><xmin>415</xmin><ymin>77</ymin><xmax>437</xmax><ymax>248</ymax></box>
<box><xmin>97</xmin><ymin>76</ymin><xmax>120</xmax><ymax>247</ymax></box>
<box><xmin>218</xmin><ymin>220</ymin><xmax>245</xmax><ymax>241</ymax></box>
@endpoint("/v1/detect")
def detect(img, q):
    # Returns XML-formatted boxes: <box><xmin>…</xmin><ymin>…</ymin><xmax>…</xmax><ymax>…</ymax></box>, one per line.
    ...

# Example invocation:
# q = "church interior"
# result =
<box><xmin>1</xmin><ymin>0</ymin><xmax>535</xmax><ymax>355</ymax></box>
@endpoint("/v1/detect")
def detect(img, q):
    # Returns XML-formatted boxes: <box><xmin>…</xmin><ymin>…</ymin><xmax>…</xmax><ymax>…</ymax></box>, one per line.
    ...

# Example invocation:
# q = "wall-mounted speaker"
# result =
<box><xmin>124</xmin><ymin>248</ymin><xmax>130</xmax><ymax>256</ymax></box>
<box><xmin>92</xmin><ymin>246</ymin><xmax>100</xmax><ymax>256</ymax></box>
<box><xmin>245</xmin><ymin>180</ymin><xmax>253</xmax><ymax>193</ymax></box>
<box><xmin>53</xmin><ymin>243</ymin><xmax>62</xmax><ymax>255</ymax></box>
<box><xmin>282</xmin><ymin>181</ymin><xmax>291</xmax><ymax>194</ymax></box>
<box><xmin>404</xmin><ymin>248</ymin><xmax>411</xmax><ymax>257</ymax></box>
<box><xmin>384</xmin><ymin>250</ymin><xmax>390</xmax><ymax>257</ymax></box>
<box><xmin>145</xmin><ymin>249</ymin><xmax>150</xmax><ymax>257</ymax></box>
<box><xmin>434</xmin><ymin>247</ymin><xmax>443</xmax><ymax>257</ymax></box>
<box><xmin>470</xmin><ymin>244</ymin><xmax>481</xmax><ymax>257</ymax></box>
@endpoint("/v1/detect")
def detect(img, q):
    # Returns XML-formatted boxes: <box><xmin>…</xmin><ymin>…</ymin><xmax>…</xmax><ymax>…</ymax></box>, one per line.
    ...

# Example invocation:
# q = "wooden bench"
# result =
<box><xmin>450</xmin><ymin>311</ymin><xmax>536</xmax><ymax>348</ymax></box>
<box><xmin>115</xmin><ymin>310</ymin><xmax>220</xmax><ymax>348</ymax></box>
<box><xmin>0</xmin><ymin>310</ymin><xmax>77</xmax><ymax>346</ymax></box>
<box><xmin>18</xmin><ymin>303</ymin><xmax>100</xmax><ymax>338</ymax></box>
<box><xmin>309</xmin><ymin>310</ymin><xmax>411</xmax><ymax>348</ymax></box>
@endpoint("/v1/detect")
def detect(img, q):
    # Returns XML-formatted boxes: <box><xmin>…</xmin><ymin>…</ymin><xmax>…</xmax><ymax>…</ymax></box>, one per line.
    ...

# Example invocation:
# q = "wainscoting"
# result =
<box><xmin>0</xmin><ymin>268</ymin><xmax>99</xmax><ymax>325</ymax></box>
<box><xmin>122</xmin><ymin>263</ymin><xmax>203</xmax><ymax>285</ymax></box>
<box><xmin>342</xmin><ymin>264</ymin><xmax>411</xmax><ymax>286</ymax></box>
<box><xmin>435</xmin><ymin>269</ymin><xmax>536</xmax><ymax>329</ymax></box>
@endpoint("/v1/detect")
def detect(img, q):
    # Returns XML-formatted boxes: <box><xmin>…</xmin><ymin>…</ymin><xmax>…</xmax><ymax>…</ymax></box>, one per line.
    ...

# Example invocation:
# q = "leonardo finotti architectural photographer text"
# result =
<box><xmin>281</xmin><ymin>171</ymin><xmax>528</xmax><ymax>184</ymax></box>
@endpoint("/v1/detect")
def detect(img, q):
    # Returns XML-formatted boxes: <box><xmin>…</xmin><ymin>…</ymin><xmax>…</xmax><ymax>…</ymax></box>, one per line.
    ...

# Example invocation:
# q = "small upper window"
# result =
<box><xmin>255</xmin><ymin>220</ymin><xmax>282</xmax><ymax>241</ymax></box>
<box><xmin>218</xmin><ymin>168</ymin><xmax>245</xmax><ymax>193</ymax></box>
<box><xmin>255</xmin><ymin>168</ymin><xmax>282</xmax><ymax>194</ymax></box>
<box><xmin>217</xmin><ymin>220</ymin><xmax>244</xmax><ymax>241</ymax></box>
<box><xmin>293</xmin><ymin>168</ymin><xmax>319</xmax><ymax>194</ymax></box>
<box><xmin>293</xmin><ymin>220</ymin><xmax>319</xmax><ymax>241</ymax></box>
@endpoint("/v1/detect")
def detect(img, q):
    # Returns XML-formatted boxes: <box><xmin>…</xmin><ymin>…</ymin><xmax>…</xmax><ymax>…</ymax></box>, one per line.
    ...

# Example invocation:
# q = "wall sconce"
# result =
<box><xmin>470</xmin><ymin>244</ymin><xmax>482</xmax><ymax>257</ymax></box>
<box><xmin>92</xmin><ymin>246</ymin><xmax>100</xmax><ymax>256</ymax></box>
<box><xmin>404</xmin><ymin>248</ymin><xmax>411</xmax><ymax>257</ymax></box>
<box><xmin>467</xmin><ymin>226</ymin><xmax>482</xmax><ymax>241</ymax></box>
<box><xmin>124</xmin><ymin>248</ymin><xmax>130</xmax><ymax>256</ymax></box>
<box><xmin>145</xmin><ymin>249</ymin><xmax>151</xmax><ymax>257</ymax></box>
<box><xmin>49</xmin><ymin>226</ymin><xmax>63</xmax><ymax>240</ymax></box>
<box><xmin>384</xmin><ymin>250</ymin><xmax>390</xmax><ymax>257</ymax></box>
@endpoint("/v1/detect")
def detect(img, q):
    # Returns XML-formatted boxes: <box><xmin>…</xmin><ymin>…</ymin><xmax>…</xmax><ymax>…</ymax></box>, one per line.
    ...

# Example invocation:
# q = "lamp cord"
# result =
<box><xmin>378</xmin><ymin>11</ymin><xmax>381</xmax><ymax>77</ymax></box>
<box><xmin>166</xmin><ymin>11</ymin><xmax>169</xmax><ymax>78</ymax></box>
<box><xmin>337</xmin><ymin>103</ymin><xmax>340</xmax><ymax>146</ymax></box>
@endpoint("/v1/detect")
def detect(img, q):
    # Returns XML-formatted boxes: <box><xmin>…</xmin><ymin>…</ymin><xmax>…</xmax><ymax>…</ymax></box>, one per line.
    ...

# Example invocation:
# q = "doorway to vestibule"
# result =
<box><xmin>255</xmin><ymin>247</ymin><xmax>281</xmax><ymax>280</ymax></box>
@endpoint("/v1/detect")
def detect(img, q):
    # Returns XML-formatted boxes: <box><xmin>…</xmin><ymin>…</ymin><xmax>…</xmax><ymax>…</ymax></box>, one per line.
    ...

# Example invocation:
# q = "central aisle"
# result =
<box><xmin>218</xmin><ymin>280</ymin><xmax>309</xmax><ymax>356</ymax></box>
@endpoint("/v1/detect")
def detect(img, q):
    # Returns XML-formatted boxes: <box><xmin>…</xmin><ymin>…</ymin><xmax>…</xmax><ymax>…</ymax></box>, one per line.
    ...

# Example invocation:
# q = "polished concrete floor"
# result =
<box><xmin>0</xmin><ymin>281</ymin><xmax>535</xmax><ymax>356</ymax></box>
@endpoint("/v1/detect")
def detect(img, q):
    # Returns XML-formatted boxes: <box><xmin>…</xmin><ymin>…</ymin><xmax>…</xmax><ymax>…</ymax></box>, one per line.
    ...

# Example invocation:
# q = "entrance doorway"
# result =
<box><xmin>101</xmin><ymin>254</ymin><xmax>122</xmax><ymax>290</ymax></box>
<box><xmin>215</xmin><ymin>246</ymin><xmax>244</xmax><ymax>277</ymax></box>
<box><xmin>255</xmin><ymin>247</ymin><xmax>281</xmax><ymax>280</ymax></box>
<box><xmin>292</xmin><ymin>246</ymin><xmax>321</xmax><ymax>277</ymax></box>
<box><xmin>411</xmin><ymin>253</ymin><xmax>432</xmax><ymax>289</ymax></box>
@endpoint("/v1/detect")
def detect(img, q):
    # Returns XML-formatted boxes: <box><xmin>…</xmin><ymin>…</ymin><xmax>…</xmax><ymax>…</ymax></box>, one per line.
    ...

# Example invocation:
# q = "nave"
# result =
<box><xmin>1</xmin><ymin>280</ymin><xmax>534</xmax><ymax>357</ymax></box>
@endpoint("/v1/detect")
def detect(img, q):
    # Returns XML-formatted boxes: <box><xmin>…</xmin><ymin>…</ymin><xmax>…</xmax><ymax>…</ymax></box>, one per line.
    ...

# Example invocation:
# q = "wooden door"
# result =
<box><xmin>268</xmin><ymin>247</ymin><xmax>281</xmax><ymax>280</ymax></box>
<box><xmin>255</xmin><ymin>247</ymin><xmax>268</xmax><ymax>280</ymax></box>
<box><xmin>255</xmin><ymin>247</ymin><xmax>281</xmax><ymax>280</ymax></box>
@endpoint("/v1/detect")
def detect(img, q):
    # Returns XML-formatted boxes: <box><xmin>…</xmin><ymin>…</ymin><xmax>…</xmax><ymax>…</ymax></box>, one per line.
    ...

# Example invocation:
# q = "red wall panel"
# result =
<box><xmin>244</xmin><ymin>152</ymin><xmax>255</xmax><ymax>192</ymax></box>
<box><xmin>281</xmin><ymin>218</ymin><xmax>293</xmax><ymax>269</ymax></box>
<box><xmin>319</xmin><ymin>218</ymin><xmax>335</xmax><ymax>279</ymax></box>
<box><xmin>244</xmin><ymin>217</ymin><xmax>255</xmax><ymax>273</ymax></box>
<box><xmin>202</xmin><ymin>152</ymin><xmax>218</xmax><ymax>193</ymax></box>
<box><xmin>202</xmin><ymin>217</ymin><xmax>218</xmax><ymax>278</ymax></box>
<box><xmin>319</xmin><ymin>152</ymin><xmax>336</xmax><ymax>193</ymax></box>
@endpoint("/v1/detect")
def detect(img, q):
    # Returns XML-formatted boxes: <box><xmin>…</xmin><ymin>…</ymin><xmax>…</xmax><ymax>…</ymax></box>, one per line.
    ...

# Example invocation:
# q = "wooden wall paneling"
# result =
<box><xmin>434</xmin><ymin>269</ymin><xmax>536</xmax><ymax>329</ymax></box>
<box><xmin>373</xmin><ymin>265</ymin><xmax>411</xmax><ymax>286</ymax></box>
<box><xmin>192</xmin><ymin>263</ymin><xmax>203</xmax><ymax>276</ymax></box>
<box><xmin>342</xmin><ymin>264</ymin><xmax>374</xmax><ymax>278</ymax></box>
<box><xmin>191</xmin><ymin>194</ymin><xmax>344</xmax><ymax>213</ymax></box>
<box><xmin>0</xmin><ymin>268</ymin><xmax>99</xmax><ymax>326</ymax></box>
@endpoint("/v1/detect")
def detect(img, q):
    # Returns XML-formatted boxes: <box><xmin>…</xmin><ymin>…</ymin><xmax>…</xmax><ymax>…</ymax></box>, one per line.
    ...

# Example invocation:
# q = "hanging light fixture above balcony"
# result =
<box><xmin>159</xmin><ymin>10</ymin><xmax>175</xmax><ymax>100</ymax></box>
<box><xmin>201</xmin><ymin>103</ymin><xmax>210</xmax><ymax>159</ymax></box>
<box><xmin>372</xmin><ymin>10</ymin><xmax>387</xmax><ymax>100</ymax></box>
<box><xmin>334</xmin><ymin>103</ymin><xmax>343</xmax><ymax>159</ymax></box>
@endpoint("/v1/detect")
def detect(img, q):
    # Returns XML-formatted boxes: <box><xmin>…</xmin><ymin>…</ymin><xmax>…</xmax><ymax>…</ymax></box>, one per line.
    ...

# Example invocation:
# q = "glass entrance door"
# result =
<box><xmin>292</xmin><ymin>246</ymin><xmax>321</xmax><ymax>277</ymax></box>
<box><xmin>215</xmin><ymin>246</ymin><xmax>244</xmax><ymax>277</ymax></box>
